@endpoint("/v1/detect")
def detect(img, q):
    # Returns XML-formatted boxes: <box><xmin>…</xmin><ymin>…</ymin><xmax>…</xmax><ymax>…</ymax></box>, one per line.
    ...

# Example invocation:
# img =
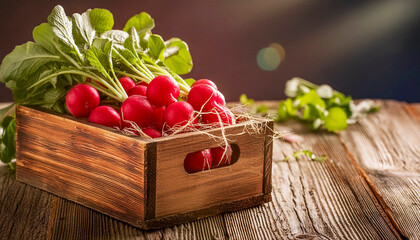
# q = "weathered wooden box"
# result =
<box><xmin>15</xmin><ymin>105</ymin><xmax>273</xmax><ymax>229</ymax></box>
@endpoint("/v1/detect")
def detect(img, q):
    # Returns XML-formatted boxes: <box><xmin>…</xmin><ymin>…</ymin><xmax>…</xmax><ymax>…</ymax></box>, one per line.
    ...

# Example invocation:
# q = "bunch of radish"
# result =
<box><xmin>66</xmin><ymin>75</ymin><xmax>236</xmax><ymax>173</ymax></box>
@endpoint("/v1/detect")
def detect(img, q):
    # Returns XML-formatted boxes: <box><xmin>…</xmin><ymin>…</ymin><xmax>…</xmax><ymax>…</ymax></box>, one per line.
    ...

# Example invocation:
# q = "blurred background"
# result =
<box><xmin>0</xmin><ymin>0</ymin><xmax>419</xmax><ymax>102</ymax></box>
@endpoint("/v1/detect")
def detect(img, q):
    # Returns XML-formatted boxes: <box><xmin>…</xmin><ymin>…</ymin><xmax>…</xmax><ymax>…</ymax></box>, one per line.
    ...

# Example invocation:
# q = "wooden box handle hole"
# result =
<box><xmin>183</xmin><ymin>144</ymin><xmax>240</xmax><ymax>174</ymax></box>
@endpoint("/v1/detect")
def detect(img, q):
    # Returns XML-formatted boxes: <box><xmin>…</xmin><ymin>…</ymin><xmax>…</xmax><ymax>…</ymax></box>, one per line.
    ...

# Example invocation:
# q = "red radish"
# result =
<box><xmin>191</xmin><ymin>79</ymin><xmax>217</xmax><ymax>90</ymax></box>
<box><xmin>164</xmin><ymin>101</ymin><xmax>197</xmax><ymax>129</ymax></box>
<box><xmin>184</xmin><ymin>149</ymin><xmax>212</xmax><ymax>173</ymax></box>
<box><xmin>202</xmin><ymin>105</ymin><xmax>235</xmax><ymax>126</ymax></box>
<box><xmin>283</xmin><ymin>133</ymin><xmax>303</xmax><ymax>143</ymax></box>
<box><xmin>127</xmin><ymin>85</ymin><xmax>147</xmax><ymax>97</ymax></box>
<box><xmin>66</xmin><ymin>84</ymin><xmax>100</xmax><ymax>118</ymax></box>
<box><xmin>146</xmin><ymin>75</ymin><xmax>180</xmax><ymax>107</ymax></box>
<box><xmin>187</xmin><ymin>84</ymin><xmax>225</xmax><ymax>111</ymax></box>
<box><xmin>218</xmin><ymin>90</ymin><xmax>226</xmax><ymax>103</ymax></box>
<box><xmin>120</xmin><ymin>95</ymin><xmax>153</xmax><ymax>128</ymax></box>
<box><xmin>152</xmin><ymin>106</ymin><xmax>166</xmax><ymax>131</ymax></box>
<box><xmin>142</xmin><ymin>127</ymin><xmax>162</xmax><ymax>138</ymax></box>
<box><xmin>211</xmin><ymin>145</ymin><xmax>232</xmax><ymax>168</ymax></box>
<box><xmin>119</xmin><ymin>76</ymin><xmax>136</xmax><ymax>92</ymax></box>
<box><xmin>136</xmin><ymin>81</ymin><xmax>148</xmax><ymax>86</ymax></box>
<box><xmin>88</xmin><ymin>106</ymin><xmax>121</xmax><ymax>128</ymax></box>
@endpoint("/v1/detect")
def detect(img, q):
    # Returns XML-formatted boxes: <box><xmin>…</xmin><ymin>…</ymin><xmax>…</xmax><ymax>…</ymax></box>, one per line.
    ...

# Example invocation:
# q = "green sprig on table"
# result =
<box><xmin>282</xmin><ymin>150</ymin><xmax>326</xmax><ymax>163</ymax></box>
<box><xmin>241</xmin><ymin>77</ymin><xmax>380</xmax><ymax>133</ymax></box>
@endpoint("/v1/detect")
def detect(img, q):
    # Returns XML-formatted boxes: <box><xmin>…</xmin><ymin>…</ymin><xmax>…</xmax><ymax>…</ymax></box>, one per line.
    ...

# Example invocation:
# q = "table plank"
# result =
<box><xmin>404</xmin><ymin>103</ymin><xmax>420</xmax><ymax>122</ymax></box>
<box><xmin>49</xmin><ymin>197</ymin><xmax>143</xmax><ymax>240</ymax></box>
<box><xmin>0</xmin><ymin>165</ymin><xmax>55</xmax><ymax>240</ymax></box>
<box><xmin>49</xmin><ymin>196</ymin><xmax>228</xmax><ymax>240</ymax></box>
<box><xmin>223</xmin><ymin>122</ymin><xmax>401</xmax><ymax>240</ymax></box>
<box><xmin>339</xmin><ymin>100</ymin><xmax>420</xmax><ymax>240</ymax></box>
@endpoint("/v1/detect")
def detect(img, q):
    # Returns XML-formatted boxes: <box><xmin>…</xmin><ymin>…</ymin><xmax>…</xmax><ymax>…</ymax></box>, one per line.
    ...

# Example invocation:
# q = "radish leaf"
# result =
<box><xmin>148</xmin><ymin>34</ymin><xmax>165</xmax><ymax>61</ymax></box>
<box><xmin>163</xmin><ymin>38</ymin><xmax>192</xmax><ymax>75</ymax></box>
<box><xmin>89</xmin><ymin>8</ymin><xmax>114</xmax><ymax>34</ymax></box>
<box><xmin>324</xmin><ymin>107</ymin><xmax>347</xmax><ymax>132</ymax></box>
<box><xmin>42</xmin><ymin>88</ymin><xmax>67</xmax><ymax>109</ymax></box>
<box><xmin>33</xmin><ymin>23</ymin><xmax>60</xmax><ymax>55</ymax></box>
<box><xmin>0</xmin><ymin>115</ymin><xmax>16</xmax><ymax>168</ymax></box>
<box><xmin>48</xmin><ymin>5</ymin><xmax>82</xmax><ymax>61</ymax></box>
<box><xmin>139</xmin><ymin>32</ymin><xmax>150</xmax><ymax>50</ymax></box>
<box><xmin>124</xmin><ymin>27</ymin><xmax>141</xmax><ymax>55</ymax></box>
<box><xmin>123</xmin><ymin>12</ymin><xmax>154</xmax><ymax>34</ymax></box>
<box><xmin>184</xmin><ymin>78</ymin><xmax>195</xmax><ymax>87</ymax></box>
<box><xmin>101</xmin><ymin>30</ymin><xmax>129</xmax><ymax>45</ymax></box>
<box><xmin>72</xmin><ymin>10</ymin><xmax>96</xmax><ymax>48</ymax></box>
<box><xmin>297</xmin><ymin>90</ymin><xmax>325</xmax><ymax>109</ymax></box>
<box><xmin>87</xmin><ymin>46</ymin><xmax>111</xmax><ymax>80</ymax></box>
<box><xmin>0</xmin><ymin>42</ymin><xmax>62</xmax><ymax>85</ymax></box>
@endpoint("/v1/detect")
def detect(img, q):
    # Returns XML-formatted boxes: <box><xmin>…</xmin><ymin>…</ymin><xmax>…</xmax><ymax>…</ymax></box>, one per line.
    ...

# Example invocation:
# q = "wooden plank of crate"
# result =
<box><xmin>339</xmin><ymin>100</ymin><xmax>420</xmax><ymax>240</ymax></box>
<box><xmin>14</xmin><ymin>105</ymin><xmax>272</xmax><ymax>229</ymax></box>
<box><xmin>223</xmin><ymin>119</ymin><xmax>402</xmax><ymax>239</ymax></box>
<box><xmin>0</xmin><ymin>165</ymin><xmax>56</xmax><ymax>240</ymax></box>
<box><xmin>15</xmin><ymin>106</ymin><xmax>147</xmax><ymax>227</ymax></box>
<box><xmin>152</xmin><ymin>121</ymin><xmax>268</xmax><ymax>218</ymax></box>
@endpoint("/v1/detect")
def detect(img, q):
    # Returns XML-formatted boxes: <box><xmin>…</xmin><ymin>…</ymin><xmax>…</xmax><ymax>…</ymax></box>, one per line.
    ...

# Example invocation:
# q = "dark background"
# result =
<box><xmin>1</xmin><ymin>0</ymin><xmax>419</xmax><ymax>102</ymax></box>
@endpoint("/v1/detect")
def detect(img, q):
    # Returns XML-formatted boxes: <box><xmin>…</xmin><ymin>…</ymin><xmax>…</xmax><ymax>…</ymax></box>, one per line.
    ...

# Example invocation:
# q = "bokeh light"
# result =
<box><xmin>269</xmin><ymin>43</ymin><xmax>286</xmax><ymax>61</ymax></box>
<box><xmin>256</xmin><ymin>43</ymin><xmax>285</xmax><ymax>71</ymax></box>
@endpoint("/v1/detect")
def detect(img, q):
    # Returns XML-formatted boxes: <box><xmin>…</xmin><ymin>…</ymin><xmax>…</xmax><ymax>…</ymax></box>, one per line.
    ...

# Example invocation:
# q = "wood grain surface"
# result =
<box><xmin>404</xmin><ymin>103</ymin><xmax>420</xmax><ymax>122</ymax></box>
<box><xmin>339</xmin><ymin>101</ymin><xmax>420</xmax><ymax>239</ymax></box>
<box><xmin>0</xmin><ymin>100</ymin><xmax>419</xmax><ymax>239</ymax></box>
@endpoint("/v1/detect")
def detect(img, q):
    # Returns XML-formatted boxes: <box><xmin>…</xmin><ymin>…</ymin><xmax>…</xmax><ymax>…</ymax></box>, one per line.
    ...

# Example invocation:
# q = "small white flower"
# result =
<box><xmin>316</xmin><ymin>84</ymin><xmax>333</xmax><ymax>98</ymax></box>
<box><xmin>312</xmin><ymin>118</ymin><xmax>323</xmax><ymax>129</ymax></box>
<box><xmin>285</xmin><ymin>78</ymin><xmax>301</xmax><ymax>97</ymax></box>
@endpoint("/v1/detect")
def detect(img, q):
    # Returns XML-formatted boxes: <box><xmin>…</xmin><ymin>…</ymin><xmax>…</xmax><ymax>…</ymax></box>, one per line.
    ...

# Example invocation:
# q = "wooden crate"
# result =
<box><xmin>15</xmin><ymin>105</ymin><xmax>273</xmax><ymax>229</ymax></box>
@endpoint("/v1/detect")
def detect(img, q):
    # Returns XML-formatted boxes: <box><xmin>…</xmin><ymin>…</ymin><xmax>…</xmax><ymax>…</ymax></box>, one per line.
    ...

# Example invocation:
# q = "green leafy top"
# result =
<box><xmin>0</xmin><ymin>5</ymin><xmax>199</xmax><ymax>172</ymax></box>
<box><xmin>0</xmin><ymin>5</ymin><xmax>194</xmax><ymax>110</ymax></box>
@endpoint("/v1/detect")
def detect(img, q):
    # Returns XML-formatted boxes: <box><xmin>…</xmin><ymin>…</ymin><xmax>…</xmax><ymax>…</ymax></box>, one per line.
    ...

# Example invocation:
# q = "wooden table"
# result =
<box><xmin>0</xmin><ymin>100</ymin><xmax>419</xmax><ymax>240</ymax></box>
